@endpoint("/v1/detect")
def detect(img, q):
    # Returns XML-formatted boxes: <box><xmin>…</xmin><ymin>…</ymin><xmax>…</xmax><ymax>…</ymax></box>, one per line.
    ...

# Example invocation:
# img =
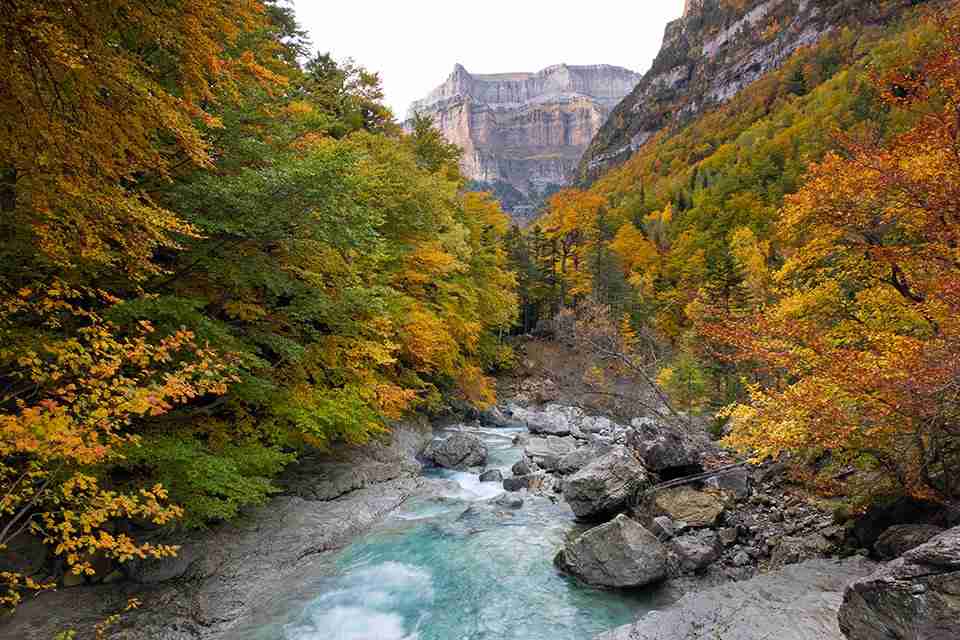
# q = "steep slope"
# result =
<box><xmin>578</xmin><ymin>0</ymin><xmax>923</xmax><ymax>183</ymax></box>
<box><xmin>408</xmin><ymin>64</ymin><xmax>641</xmax><ymax>221</ymax></box>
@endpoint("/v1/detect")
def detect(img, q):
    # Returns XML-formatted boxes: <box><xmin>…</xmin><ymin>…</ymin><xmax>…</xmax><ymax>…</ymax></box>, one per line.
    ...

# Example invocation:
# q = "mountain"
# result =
<box><xmin>407</xmin><ymin>63</ymin><xmax>641</xmax><ymax>222</ymax></box>
<box><xmin>577</xmin><ymin>0</ymin><xmax>920</xmax><ymax>183</ymax></box>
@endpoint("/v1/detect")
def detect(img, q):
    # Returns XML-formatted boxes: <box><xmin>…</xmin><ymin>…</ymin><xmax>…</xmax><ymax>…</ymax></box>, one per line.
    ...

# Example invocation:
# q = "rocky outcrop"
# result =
<box><xmin>423</xmin><ymin>432</ymin><xmax>488</xmax><ymax>470</ymax></box>
<box><xmin>407</xmin><ymin>64</ymin><xmax>640</xmax><ymax>221</ymax></box>
<box><xmin>597</xmin><ymin>557</ymin><xmax>878</xmax><ymax>640</ymax></box>
<box><xmin>578</xmin><ymin>0</ymin><xmax>929</xmax><ymax>183</ymax></box>
<box><xmin>562</xmin><ymin>446</ymin><xmax>650</xmax><ymax>520</ymax></box>
<box><xmin>874</xmin><ymin>524</ymin><xmax>946</xmax><ymax>560</ymax></box>
<box><xmin>838</xmin><ymin>526</ymin><xmax>960</xmax><ymax>640</ymax></box>
<box><xmin>555</xmin><ymin>515</ymin><xmax>668</xmax><ymax>588</ymax></box>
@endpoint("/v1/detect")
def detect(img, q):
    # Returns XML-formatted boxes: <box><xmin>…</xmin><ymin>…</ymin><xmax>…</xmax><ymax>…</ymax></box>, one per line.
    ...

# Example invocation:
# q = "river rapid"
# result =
<box><xmin>252</xmin><ymin>424</ymin><xmax>670</xmax><ymax>640</ymax></box>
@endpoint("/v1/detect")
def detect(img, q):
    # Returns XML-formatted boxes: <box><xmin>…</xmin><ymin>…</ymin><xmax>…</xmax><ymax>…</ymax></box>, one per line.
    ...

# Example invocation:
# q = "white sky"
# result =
<box><xmin>291</xmin><ymin>1</ymin><xmax>686</xmax><ymax>118</ymax></box>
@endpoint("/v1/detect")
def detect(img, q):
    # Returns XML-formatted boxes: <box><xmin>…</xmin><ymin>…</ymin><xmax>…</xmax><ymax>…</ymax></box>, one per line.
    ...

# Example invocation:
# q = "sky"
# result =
<box><xmin>291</xmin><ymin>1</ymin><xmax>687</xmax><ymax>118</ymax></box>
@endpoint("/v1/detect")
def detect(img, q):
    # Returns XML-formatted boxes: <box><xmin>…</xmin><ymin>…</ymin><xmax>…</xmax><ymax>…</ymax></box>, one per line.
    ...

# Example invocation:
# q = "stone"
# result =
<box><xmin>524</xmin><ymin>435</ymin><xmax>576</xmax><ymax>471</ymax></box>
<box><xmin>627</xmin><ymin>417</ymin><xmax>706</xmax><ymax>477</ymax></box>
<box><xmin>719</xmin><ymin>527</ymin><xmax>739</xmax><ymax>546</ymax></box>
<box><xmin>839</xmin><ymin>526</ymin><xmax>960</xmax><ymax>640</ymax></box>
<box><xmin>650</xmin><ymin>516</ymin><xmax>676</xmax><ymax>541</ymax></box>
<box><xmin>503</xmin><ymin>472</ymin><xmax>554</xmax><ymax>493</ymax></box>
<box><xmin>511</xmin><ymin>456</ymin><xmax>534</xmax><ymax>476</ymax></box>
<box><xmin>672</xmin><ymin>531</ymin><xmax>722</xmax><ymax>573</ymax></box>
<box><xmin>770</xmin><ymin>534</ymin><xmax>834</xmax><ymax>568</ymax></box>
<box><xmin>478</xmin><ymin>405</ymin><xmax>526</xmax><ymax>430</ymax></box>
<box><xmin>705</xmin><ymin>467</ymin><xmax>751</xmax><ymax>500</ymax></box>
<box><xmin>874</xmin><ymin>523</ymin><xmax>946</xmax><ymax>559</ymax></box>
<box><xmin>424</xmin><ymin>433</ymin><xmax>488</xmax><ymax>470</ymax></box>
<box><xmin>494</xmin><ymin>494</ymin><xmax>524</xmax><ymax>509</ymax></box>
<box><xmin>557</xmin><ymin>444</ymin><xmax>610</xmax><ymax>475</ymax></box>
<box><xmin>407</xmin><ymin>66</ymin><xmax>641</xmax><ymax>221</ymax></box>
<box><xmin>562</xmin><ymin>446</ymin><xmax>650</xmax><ymax>520</ymax></box>
<box><xmin>651</xmin><ymin>487</ymin><xmax>724</xmax><ymax>528</ymax></box>
<box><xmin>555</xmin><ymin>515</ymin><xmax>668</xmax><ymax>588</ymax></box>
<box><xmin>732</xmin><ymin>551</ymin><xmax>751</xmax><ymax>567</ymax></box>
<box><xmin>479</xmin><ymin>469</ymin><xmax>503</xmax><ymax>483</ymax></box>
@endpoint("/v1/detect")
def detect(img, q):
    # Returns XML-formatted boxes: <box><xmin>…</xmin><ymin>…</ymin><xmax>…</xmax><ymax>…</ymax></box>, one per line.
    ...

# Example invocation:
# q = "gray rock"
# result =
<box><xmin>651</xmin><ymin>486</ymin><xmax>724</xmax><ymax>528</ymax></box>
<box><xmin>479</xmin><ymin>405</ymin><xmax>526</xmax><ymax>430</ymax></box>
<box><xmin>671</xmin><ymin>531</ymin><xmax>722</xmax><ymax>573</ymax></box>
<box><xmin>503</xmin><ymin>472</ymin><xmax>555</xmax><ymax>494</ymax></box>
<box><xmin>597</xmin><ymin>557</ymin><xmax>879</xmax><ymax>640</ymax></box>
<box><xmin>851</xmin><ymin>496</ymin><xmax>942</xmax><ymax>549</ymax></box>
<box><xmin>839</xmin><ymin>526</ymin><xmax>960</xmax><ymax>640</ymax></box>
<box><xmin>511</xmin><ymin>456</ymin><xmax>534</xmax><ymax>476</ymax></box>
<box><xmin>705</xmin><ymin>467</ymin><xmax>751</xmax><ymax>499</ymax></box>
<box><xmin>650</xmin><ymin>516</ymin><xmax>676</xmax><ymax>541</ymax></box>
<box><xmin>494</xmin><ymin>494</ymin><xmax>524</xmax><ymax>509</ymax></box>
<box><xmin>771</xmin><ymin>533</ymin><xmax>834</xmax><ymax>568</ymax></box>
<box><xmin>557</xmin><ymin>444</ymin><xmax>611</xmax><ymax>475</ymax></box>
<box><xmin>479</xmin><ymin>469</ymin><xmax>503</xmax><ymax>483</ymax></box>
<box><xmin>562</xmin><ymin>446</ymin><xmax>650</xmax><ymax>520</ymax></box>
<box><xmin>627</xmin><ymin>417</ymin><xmax>708</xmax><ymax>476</ymax></box>
<box><xmin>732</xmin><ymin>551</ymin><xmax>751</xmax><ymax>567</ymax></box>
<box><xmin>556</xmin><ymin>515</ymin><xmax>668</xmax><ymax>588</ymax></box>
<box><xmin>524</xmin><ymin>436</ymin><xmax>576</xmax><ymax>471</ymax></box>
<box><xmin>719</xmin><ymin>527</ymin><xmax>739</xmax><ymax>546</ymax></box>
<box><xmin>874</xmin><ymin>523</ymin><xmax>945</xmax><ymax>559</ymax></box>
<box><xmin>424</xmin><ymin>433</ymin><xmax>488</xmax><ymax>470</ymax></box>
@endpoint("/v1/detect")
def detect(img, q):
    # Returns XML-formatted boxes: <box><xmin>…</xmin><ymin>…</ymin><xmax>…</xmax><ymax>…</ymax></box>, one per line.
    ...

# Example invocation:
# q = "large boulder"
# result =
<box><xmin>627</xmin><ymin>417</ymin><xmax>707</xmax><ymax>477</ymax></box>
<box><xmin>562</xmin><ymin>446</ymin><xmax>650</xmax><ymax>520</ymax></box>
<box><xmin>839</xmin><ymin>526</ymin><xmax>960</xmax><ymax>640</ymax></box>
<box><xmin>503</xmin><ymin>472</ymin><xmax>556</xmax><ymax>494</ymax></box>
<box><xmin>651</xmin><ymin>486</ymin><xmax>725</xmax><ymax>528</ymax></box>
<box><xmin>524</xmin><ymin>436</ymin><xmax>576</xmax><ymax>471</ymax></box>
<box><xmin>479</xmin><ymin>405</ymin><xmax>526</xmax><ymax>430</ymax></box>
<box><xmin>511</xmin><ymin>403</ymin><xmax>622</xmax><ymax>439</ymax></box>
<box><xmin>875</xmin><ymin>524</ymin><xmax>946</xmax><ymax>560</ymax></box>
<box><xmin>424</xmin><ymin>433</ymin><xmax>487</xmax><ymax>470</ymax></box>
<box><xmin>557</xmin><ymin>444</ymin><xmax>611</xmax><ymax>475</ymax></box>
<box><xmin>555</xmin><ymin>515</ymin><xmax>668</xmax><ymax>588</ymax></box>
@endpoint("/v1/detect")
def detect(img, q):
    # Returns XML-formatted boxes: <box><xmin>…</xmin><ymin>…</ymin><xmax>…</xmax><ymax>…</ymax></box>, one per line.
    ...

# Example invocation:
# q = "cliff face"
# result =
<box><xmin>578</xmin><ymin>0</ymin><xmax>918</xmax><ymax>183</ymax></box>
<box><xmin>408</xmin><ymin>64</ymin><xmax>641</xmax><ymax>221</ymax></box>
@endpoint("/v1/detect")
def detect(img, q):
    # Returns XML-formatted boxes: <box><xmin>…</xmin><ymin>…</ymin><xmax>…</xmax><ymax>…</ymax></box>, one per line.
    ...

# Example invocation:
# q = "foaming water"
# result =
<box><xmin>277</xmin><ymin>425</ymin><xmax>666</xmax><ymax>640</ymax></box>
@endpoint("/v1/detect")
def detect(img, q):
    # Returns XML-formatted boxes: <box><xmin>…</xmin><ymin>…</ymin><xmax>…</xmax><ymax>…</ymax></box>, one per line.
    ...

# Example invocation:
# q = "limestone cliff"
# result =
<box><xmin>407</xmin><ymin>64</ymin><xmax>641</xmax><ymax>221</ymax></box>
<box><xmin>578</xmin><ymin>0</ymin><xmax>926</xmax><ymax>183</ymax></box>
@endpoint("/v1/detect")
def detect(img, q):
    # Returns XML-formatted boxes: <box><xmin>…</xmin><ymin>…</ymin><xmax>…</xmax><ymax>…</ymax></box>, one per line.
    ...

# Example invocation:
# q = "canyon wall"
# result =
<box><xmin>408</xmin><ymin>64</ymin><xmax>641</xmax><ymax>221</ymax></box>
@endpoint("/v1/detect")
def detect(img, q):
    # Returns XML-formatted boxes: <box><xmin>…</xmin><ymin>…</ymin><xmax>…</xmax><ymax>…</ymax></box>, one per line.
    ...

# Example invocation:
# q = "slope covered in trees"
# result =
<box><xmin>515</xmin><ymin>3</ymin><xmax>959</xmax><ymax>509</ymax></box>
<box><xmin>0</xmin><ymin>0</ymin><xmax>516</xmax><ymax>607</ymax></box>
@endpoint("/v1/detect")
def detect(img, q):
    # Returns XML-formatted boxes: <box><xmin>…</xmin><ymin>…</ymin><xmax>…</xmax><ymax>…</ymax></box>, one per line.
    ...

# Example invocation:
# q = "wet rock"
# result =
<box><xmin>598</xmin><ymin>557</ymin><xmax>879</xmax><ymax>640</ymax></box>
<box><xmin>672</xmin><ymin>531</ymin><xmax>722</xmax><ymax>573</ymax></box>
<box><xmin>424</xmin><ymin>433</ymin><xmax>488</xmax><ymax>470</ymax></box>
<box><xmin>719</xmin><ymin>527</ymin><xmax>739</xmax><ymax>546</ymax></box>
<box><xmin>651</xmin><ymin>487</ymin><xmax>724</xmax><ymax>528</ymax></box>
<box><xmin>494</xmin><ymin>494</ymin><xmax>524</xmax><ymax>509</ymax></box>
<box><xmin>562</xmin><ymin>446</ymin><xmax>650</xmax><ymax>520</ymax></box>
<box><xmin>555</xmin><ymin>515</ymin><xmax>668</xmax><ymax>588</ymax></box>
<box><xmin>524</xmin><ymin>436</ymin><xmax>576</xmax><ymax>471</ymax></box>
<box><xmin>839</xmin><ymin>526</ymin><xmax>960</xmax><ymax>640</ymax></box>
<box><xmin>874</xmin><ymin>523</ymin><xmax>946</xmax><ymax>560</ymax></box>
<box><xmin>479</xmin><ymin>469</ymin><xmax>503</xmax><ymax>483</ymax></box>
<box><xmin>503</xmin><ymin>472</ymin><xmax>555</xmax><ymax>494</ymax></box>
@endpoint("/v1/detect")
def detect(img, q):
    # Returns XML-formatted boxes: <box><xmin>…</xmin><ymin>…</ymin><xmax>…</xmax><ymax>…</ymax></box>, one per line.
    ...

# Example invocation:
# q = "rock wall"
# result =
<box><xmin>407</xmin><ymin>64</ymin><xmax>641</xmax><ymax>222</ymax></box>
<box><xmin>578</xmin><ymin>0</ymin><xmax>932</xmax><ymax>183</ymax></box>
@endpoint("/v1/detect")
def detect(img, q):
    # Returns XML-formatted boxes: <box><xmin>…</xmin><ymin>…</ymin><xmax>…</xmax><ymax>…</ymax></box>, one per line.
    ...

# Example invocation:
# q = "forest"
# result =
<box><xmin>0</xmin><ymin>0</ymin><xmax>516</xmax><ymax>607</ymax></box>
<box><xmin>1</xmin><ymin>0</ymin><xmax>959</xmax><ymax>628</ymax></box>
